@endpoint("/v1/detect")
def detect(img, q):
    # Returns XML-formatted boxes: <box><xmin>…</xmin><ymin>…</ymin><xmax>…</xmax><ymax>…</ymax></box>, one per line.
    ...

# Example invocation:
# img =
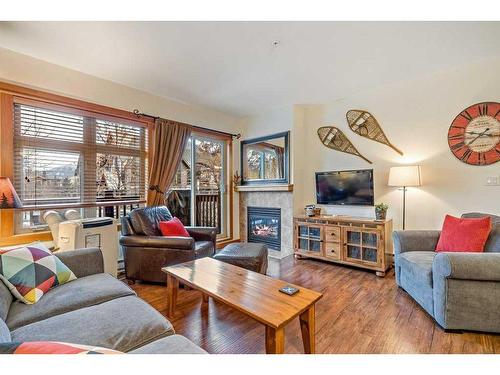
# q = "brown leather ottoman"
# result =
<box><xmin>213</xmin><ymin>243</ymin><xmax>268</xmax><ymax>274</ymax></box>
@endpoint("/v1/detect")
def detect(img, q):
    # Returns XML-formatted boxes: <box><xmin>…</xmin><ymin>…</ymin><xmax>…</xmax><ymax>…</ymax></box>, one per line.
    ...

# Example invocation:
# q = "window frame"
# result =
<box><xmin>13</xmin><ymin>97</ymin><xmax>149</xmax><ymax>211</ymax></box>
<box><xmin>240</xmin><ymin>131</ymin><xmax>290</xmax><ymax>185</ymax></box>
<box><xmin>0</xmin><ymin>82</ymin><xmax>153</xmax><ymax>244</ymax></box>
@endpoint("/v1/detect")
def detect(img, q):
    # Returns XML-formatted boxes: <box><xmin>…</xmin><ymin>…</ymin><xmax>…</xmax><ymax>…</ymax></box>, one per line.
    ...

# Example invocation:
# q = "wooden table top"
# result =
<box><xmin>162</xmin><ymin>257</ymin><xmax>323</xmax><ymax>329</ymax></box>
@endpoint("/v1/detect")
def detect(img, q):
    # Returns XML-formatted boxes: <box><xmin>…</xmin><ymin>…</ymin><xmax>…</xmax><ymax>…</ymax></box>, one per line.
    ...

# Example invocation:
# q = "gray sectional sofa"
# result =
<box><xmin>394</xmin><ymin>212</ymin><xmax>500</xmax><ymax>333</ymax></box>
<box><xmin>0</xmin><ymin>248</ymin><xmax>205</xmax><ymax>354</ymax></box>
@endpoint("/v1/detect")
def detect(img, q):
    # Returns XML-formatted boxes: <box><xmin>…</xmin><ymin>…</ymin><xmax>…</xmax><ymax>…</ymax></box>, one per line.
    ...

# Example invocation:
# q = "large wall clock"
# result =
<box><xmin>448</xmin><ymin>102</ymin><xmax>500</xmax><ymax>165</ymax></box>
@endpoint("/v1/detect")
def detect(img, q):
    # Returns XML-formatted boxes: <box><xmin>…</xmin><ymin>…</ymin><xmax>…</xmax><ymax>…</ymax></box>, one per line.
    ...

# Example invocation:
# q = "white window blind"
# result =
<box><xmin>13</xmin><ymin>101</ymin><xmax>148</xmax><ymax>209</ymax></box>
<box><xmin>17</xmin><ymin>105</ymin><xmax>84</xmax><ymax>143</ymax></box>
<box><xmin>20</xmin><ymin>148</ymin><xmax>81</xmax><ymax>205</ymax></box>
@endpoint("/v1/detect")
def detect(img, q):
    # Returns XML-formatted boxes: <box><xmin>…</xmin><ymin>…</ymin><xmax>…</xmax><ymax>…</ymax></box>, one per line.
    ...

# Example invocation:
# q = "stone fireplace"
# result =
<box><xmin>239</xmin><ymin>191</ymin><xmax>293</xmax><ymax>258</ymax></box>
<box><xmin>247</xmin><ymin>207</ymin><xmax>281</xmax><ymax>250</ymax></box>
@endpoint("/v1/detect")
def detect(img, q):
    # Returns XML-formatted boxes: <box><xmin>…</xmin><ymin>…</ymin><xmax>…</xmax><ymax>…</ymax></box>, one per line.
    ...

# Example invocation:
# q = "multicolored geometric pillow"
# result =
<box><xmin>0</xmin><ymin>242</ymin><xmax>76</xmax><ymax>304</ymax></box>
<box><xmin>0</xmin><ymin>341</ymin><xmax>122</xmax><ymax>354</ymax></box>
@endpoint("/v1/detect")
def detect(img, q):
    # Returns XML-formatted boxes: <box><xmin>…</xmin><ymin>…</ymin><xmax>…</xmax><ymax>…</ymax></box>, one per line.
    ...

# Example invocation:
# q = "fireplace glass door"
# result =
<box><xmin>247</xmin><ymin>207</ymin><xmax>281</xmax><ymax>250</ymax></box>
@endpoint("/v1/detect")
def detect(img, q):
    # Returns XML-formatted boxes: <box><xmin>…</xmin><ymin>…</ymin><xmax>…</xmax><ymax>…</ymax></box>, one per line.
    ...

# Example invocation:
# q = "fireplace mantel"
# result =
<box><xmin>235</xmin><ymin>184</ymin><xmax>293</xmax><ymax>192</ymax></box>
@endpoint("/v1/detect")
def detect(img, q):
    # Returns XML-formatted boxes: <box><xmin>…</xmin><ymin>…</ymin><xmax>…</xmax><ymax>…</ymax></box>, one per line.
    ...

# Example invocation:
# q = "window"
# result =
<box><xmin>13</xmin><ymin>100</ymin><xmax>148</xmax><ymax>232</ymax></box>
<box><xmin>245</xmin><ymin>143</ymin><xmax>284</xmax><ymax>180</ymax></box>
<box><xmin>169</xmin><ymin>135</ymin><xmax>229</xmax><ymax>238</ymax></box>
<box><xmin>21</xmin><ymin>148</ymin><xmax>81</xmax><ymax>205</ymax></box>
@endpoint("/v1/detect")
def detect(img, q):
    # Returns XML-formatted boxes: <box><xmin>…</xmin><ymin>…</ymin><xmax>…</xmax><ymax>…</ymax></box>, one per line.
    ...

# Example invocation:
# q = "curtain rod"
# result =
<box><xmin>133</xmin><ymin>109</ymin><xmax>241</xmax><ymax>139</ymax></box>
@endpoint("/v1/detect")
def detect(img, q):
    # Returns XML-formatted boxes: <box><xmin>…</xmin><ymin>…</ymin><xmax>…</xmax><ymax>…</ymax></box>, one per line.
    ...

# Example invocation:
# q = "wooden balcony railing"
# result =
<box><xmin>196</xmin><ymin>192</ymin><xmax>221</xmax><ymax>233</ymax></box>
<box><xmin>97</xmin><ymin>202</ymin><xmax>144</xmax><ymax>219</ymax></box>
<box><xmin>167</xmin><ymin>189</ymin><xmax>221</xmax><ymax>234</ymax></box>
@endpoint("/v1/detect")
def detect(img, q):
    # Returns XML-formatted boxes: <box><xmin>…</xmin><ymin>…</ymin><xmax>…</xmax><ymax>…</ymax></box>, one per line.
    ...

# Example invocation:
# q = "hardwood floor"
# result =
<box><xmin>130</xmin><ymin>256</ymin><xmax>500</xmax><ymax>354</ymax></box>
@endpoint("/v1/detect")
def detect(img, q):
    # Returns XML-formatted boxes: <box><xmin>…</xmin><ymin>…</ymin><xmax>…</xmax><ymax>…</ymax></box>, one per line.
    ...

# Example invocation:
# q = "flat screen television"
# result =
<box><xmin>315</xmin><ymin>169</ymin><xmax>374</xmax><ymax>206</ymax></box>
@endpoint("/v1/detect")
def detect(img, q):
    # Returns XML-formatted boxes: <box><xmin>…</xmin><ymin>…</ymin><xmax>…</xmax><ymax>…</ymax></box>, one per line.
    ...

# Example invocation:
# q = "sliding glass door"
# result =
<box><xmin>169</xmin><ymin>134</ymin><xmax>228</xmax><ymax>238</ymax></box>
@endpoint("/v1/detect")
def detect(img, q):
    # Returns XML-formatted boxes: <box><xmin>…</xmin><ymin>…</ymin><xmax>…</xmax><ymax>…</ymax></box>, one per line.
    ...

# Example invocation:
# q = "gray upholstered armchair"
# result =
<box><xmin>393</xmin><ymin>212</ymin><xmax>500</xmax><ymax>333</ymax></box>
<box><xmin>120</xmin><ymin>206</ymin><xmax>217</xmax><ymax>283</ymax></box>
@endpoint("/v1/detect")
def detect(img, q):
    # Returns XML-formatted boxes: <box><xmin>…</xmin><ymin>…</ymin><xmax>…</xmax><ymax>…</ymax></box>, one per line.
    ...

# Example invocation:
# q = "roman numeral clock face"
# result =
<box><xmin>448</xmin><ymin>102</ymin><xmax>500</xmax><ymax>166</ymax></box>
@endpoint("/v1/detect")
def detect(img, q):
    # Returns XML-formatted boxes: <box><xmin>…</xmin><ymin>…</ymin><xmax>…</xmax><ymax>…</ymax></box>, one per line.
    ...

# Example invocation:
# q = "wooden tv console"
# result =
<box><xmin>293</xmin><ymin>215</ymin><xmax>393</xmax><ymax>277</ymax></box>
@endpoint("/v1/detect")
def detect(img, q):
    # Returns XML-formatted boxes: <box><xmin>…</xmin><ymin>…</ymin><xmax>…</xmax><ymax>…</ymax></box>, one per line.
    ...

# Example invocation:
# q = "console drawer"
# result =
<box><xmin>325</xmin><ymin>242</ymin><xmax>341</xmax><ymax>259</ymax></box>
<box><xmin>324</xmin><ymin>226</ymin><xmax>341</xmax><ymax>242</ymax></box>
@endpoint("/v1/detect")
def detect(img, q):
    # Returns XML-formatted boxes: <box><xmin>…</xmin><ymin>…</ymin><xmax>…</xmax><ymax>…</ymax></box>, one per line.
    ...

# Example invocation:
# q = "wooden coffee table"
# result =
<box><xmin>162</xmin><ymin>257</ymin><xmax>323</xmax><ymax>354</ymax></box>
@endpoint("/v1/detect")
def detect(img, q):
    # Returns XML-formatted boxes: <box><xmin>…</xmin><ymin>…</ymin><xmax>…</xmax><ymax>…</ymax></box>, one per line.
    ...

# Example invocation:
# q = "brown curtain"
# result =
<box><xmin>147</xmin><ymin>118</ymin><xmax>191</xmax><ymax>206</ymax></box>
<box><xmin>275</xmin><ymin>147</ymin><xmax>284</xmax><ymax>179</ymax></box>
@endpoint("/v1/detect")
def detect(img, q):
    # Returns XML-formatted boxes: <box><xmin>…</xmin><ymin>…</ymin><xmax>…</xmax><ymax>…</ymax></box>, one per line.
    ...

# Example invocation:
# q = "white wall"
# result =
<box><xmin>239</xmin><ymin>57</ymin><xmax>500</xmax><ymax>233</ymax></box>
<box><xmin>238</xmin><ymin>105</ymin><xmax>294</xmax><ymax>180</ymax></box>
<box><xmin>295</xmin><ymin>57</ymin><xmax>500</xmax><ymax>230</ymax></box>
<box><xmin>0</xmin><ymin>47</ymin><xmax>240</xmax><ymax>132</ymax></box>
<box><xmin>239</xmin><ymin>105</ymin><xmax>293</xmax><ymax>138</ymax></box>
<box><xmin>0</xmin><ymin>47</ymin><xmax>242</xmax><ymax>239</ymax></box>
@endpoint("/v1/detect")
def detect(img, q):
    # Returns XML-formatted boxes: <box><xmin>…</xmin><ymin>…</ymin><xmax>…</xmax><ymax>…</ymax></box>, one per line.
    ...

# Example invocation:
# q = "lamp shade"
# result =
<box><xmin>388</xmin><ymin>166</ymin><xmax>422</xmax><ymax>187</ymax></box>
<box><xmin>0</xmin><ymin>177</ymin><xmax>22</xmax><ymax>209</ymax></box>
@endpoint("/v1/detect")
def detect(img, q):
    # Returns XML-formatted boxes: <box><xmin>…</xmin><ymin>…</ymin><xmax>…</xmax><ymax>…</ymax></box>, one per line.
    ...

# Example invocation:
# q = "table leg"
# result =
<box><xmin>299</xmin><ymin>305</ymin><xmax>315</xmax><ymax>354</ymax></box>
<box><xmin>202</xmin><ymin>293</ymin><xmax>209</xmax><ymax>303</ymax></box>
<box><xmin>166</xmin><ymin>274</ymin><xmax>179</xmax><ymax>318</ymax></box>
<box><xmin>265</xmin><ymin>326</ymin><xmax>285</xmax><ymax>354</ymax></box>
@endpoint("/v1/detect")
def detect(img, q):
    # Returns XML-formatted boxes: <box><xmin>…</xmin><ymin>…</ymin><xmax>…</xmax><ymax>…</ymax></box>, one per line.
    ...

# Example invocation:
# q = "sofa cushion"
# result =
<box><xmin>396</xmin><ymin>251</ymin><xmax>436</xmax><ymax>315</ymax></box>
<box><xmin>397</xmin><ymin>252</ymin><xmax>436</xmax><ymax>288</ymax></box>
<box><xmin>0</xmin><ymin>242</ymin><xmax>76</xmax><ymax>304</ymax></box>
<box><xmin>436</xmin><ymin>215</ymin><xmax>492</xmax><ymax>253</ymax></box>
<box><xmin>54</xmin><ymin>248</ymin><xmax>104</xmax><ymax>278</ymax></box>
<box><xmin>0</xmin><ymin>341</ymin><xmax>122</xmax><ymax>354</ymax></box>
<box><xmin>0</xmin><ymin>281</ymin><xmax>13</xmax><ymax>321</ymax></box>
<box><xmin>11</xmin><ymin>296</ymin><xmax>174</xmax><ymax>352</ymax></box>
<box><xmin>129</xmin><ymin>335</ymin><xmax>207</xmax><ymax>354</ymax></box>
<box><xmin>6</xmin><ymin>273</ymin><xmax>135</xmax><ymax>330</ymax></box>
<box><xmin>0</xmin><ymin>319</ymin><xmax>10</xmax><ymax>343</ymax></box>
<box><xmin>129</xmin><ymin>206</ymin><xmax>172</xmax><ymax>236</ymax></box>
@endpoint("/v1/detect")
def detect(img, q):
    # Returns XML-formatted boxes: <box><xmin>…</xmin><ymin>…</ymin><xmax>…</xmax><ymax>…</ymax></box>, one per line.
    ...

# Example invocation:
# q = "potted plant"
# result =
<box><xmin>374</xmin><ymin>203</ymin><xmax>389</xmax><ymax>220</ymax></box>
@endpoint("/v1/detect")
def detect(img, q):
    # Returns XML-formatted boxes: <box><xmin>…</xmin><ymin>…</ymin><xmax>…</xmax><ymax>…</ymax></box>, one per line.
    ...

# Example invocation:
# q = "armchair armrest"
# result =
<box><xmin>433</xmin><ymin>252</ymin><xmax>500</xmax><ymax>281</ymax></box>
<box><xmin>393</xmin><ymin>230</ymin><xmax>441</xmax><ymax>254</ymax></box>
<box><xmin>54</xmin><ymin>248</ymin><xmax>104</xmax><ymax>277</ymax></box>
<box><xmin>120</xmin><ymin>235</ymin><xmax>195</xmax><ymax>250</ymax></box>
<box><xmin>185</xmin><ymin>227</ymin><xmax>217</xmax><ymax>243</ymax></box>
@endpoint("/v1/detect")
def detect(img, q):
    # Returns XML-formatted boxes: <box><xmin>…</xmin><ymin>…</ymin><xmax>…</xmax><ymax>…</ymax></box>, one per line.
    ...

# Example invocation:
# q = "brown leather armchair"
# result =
<box><xmin>120</xmin><ymin>206</ymin><xmax>217</xmax><ymax>283</ymax></box>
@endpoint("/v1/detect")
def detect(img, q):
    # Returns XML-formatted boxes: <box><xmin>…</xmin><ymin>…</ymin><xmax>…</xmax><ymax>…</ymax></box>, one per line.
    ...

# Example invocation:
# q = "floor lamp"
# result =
<box><xmin>388</xmin><ymin>166</ymin><xmax>422</xmax><ymax>230</ymax></box>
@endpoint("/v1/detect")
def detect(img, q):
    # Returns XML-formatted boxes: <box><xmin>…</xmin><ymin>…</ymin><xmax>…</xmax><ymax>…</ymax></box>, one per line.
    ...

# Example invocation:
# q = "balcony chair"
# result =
<box><xmin>120</xmin><ymin>206</ymin><xmax>217</xmax><ymax>283</ymax></box>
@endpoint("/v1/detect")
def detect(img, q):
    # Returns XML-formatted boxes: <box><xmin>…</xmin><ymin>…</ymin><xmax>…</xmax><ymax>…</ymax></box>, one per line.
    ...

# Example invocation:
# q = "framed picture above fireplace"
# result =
<box><xmin>240</xmin><ymin>131</ymin><xmax>290</xmax><ymax>185</ymax></box>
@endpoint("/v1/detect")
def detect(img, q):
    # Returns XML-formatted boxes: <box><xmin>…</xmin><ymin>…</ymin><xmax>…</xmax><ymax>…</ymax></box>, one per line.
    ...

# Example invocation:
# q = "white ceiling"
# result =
<box><xmin>1</xmin><ymin>22</ymin><xmax>499</xmax><ymax>116</ymax></box>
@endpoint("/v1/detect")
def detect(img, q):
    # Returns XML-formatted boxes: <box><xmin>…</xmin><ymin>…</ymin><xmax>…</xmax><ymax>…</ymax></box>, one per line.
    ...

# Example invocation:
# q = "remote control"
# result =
<box><xmin>279</xmin><ymin>285</ymin><xmax>299</xmax><ymax>296</ymax></box>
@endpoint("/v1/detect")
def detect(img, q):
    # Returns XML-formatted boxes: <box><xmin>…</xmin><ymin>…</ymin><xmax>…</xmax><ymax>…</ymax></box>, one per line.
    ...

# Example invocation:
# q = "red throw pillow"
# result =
<box><xmin>159</xmin><ymin>217</ymin><xmax>190</xmax><ymax>237</ymax></box>
<box><xmin>436</xmin><ymin>215</ymin><xmax>492</xmax><ymax>252</ymax></box>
